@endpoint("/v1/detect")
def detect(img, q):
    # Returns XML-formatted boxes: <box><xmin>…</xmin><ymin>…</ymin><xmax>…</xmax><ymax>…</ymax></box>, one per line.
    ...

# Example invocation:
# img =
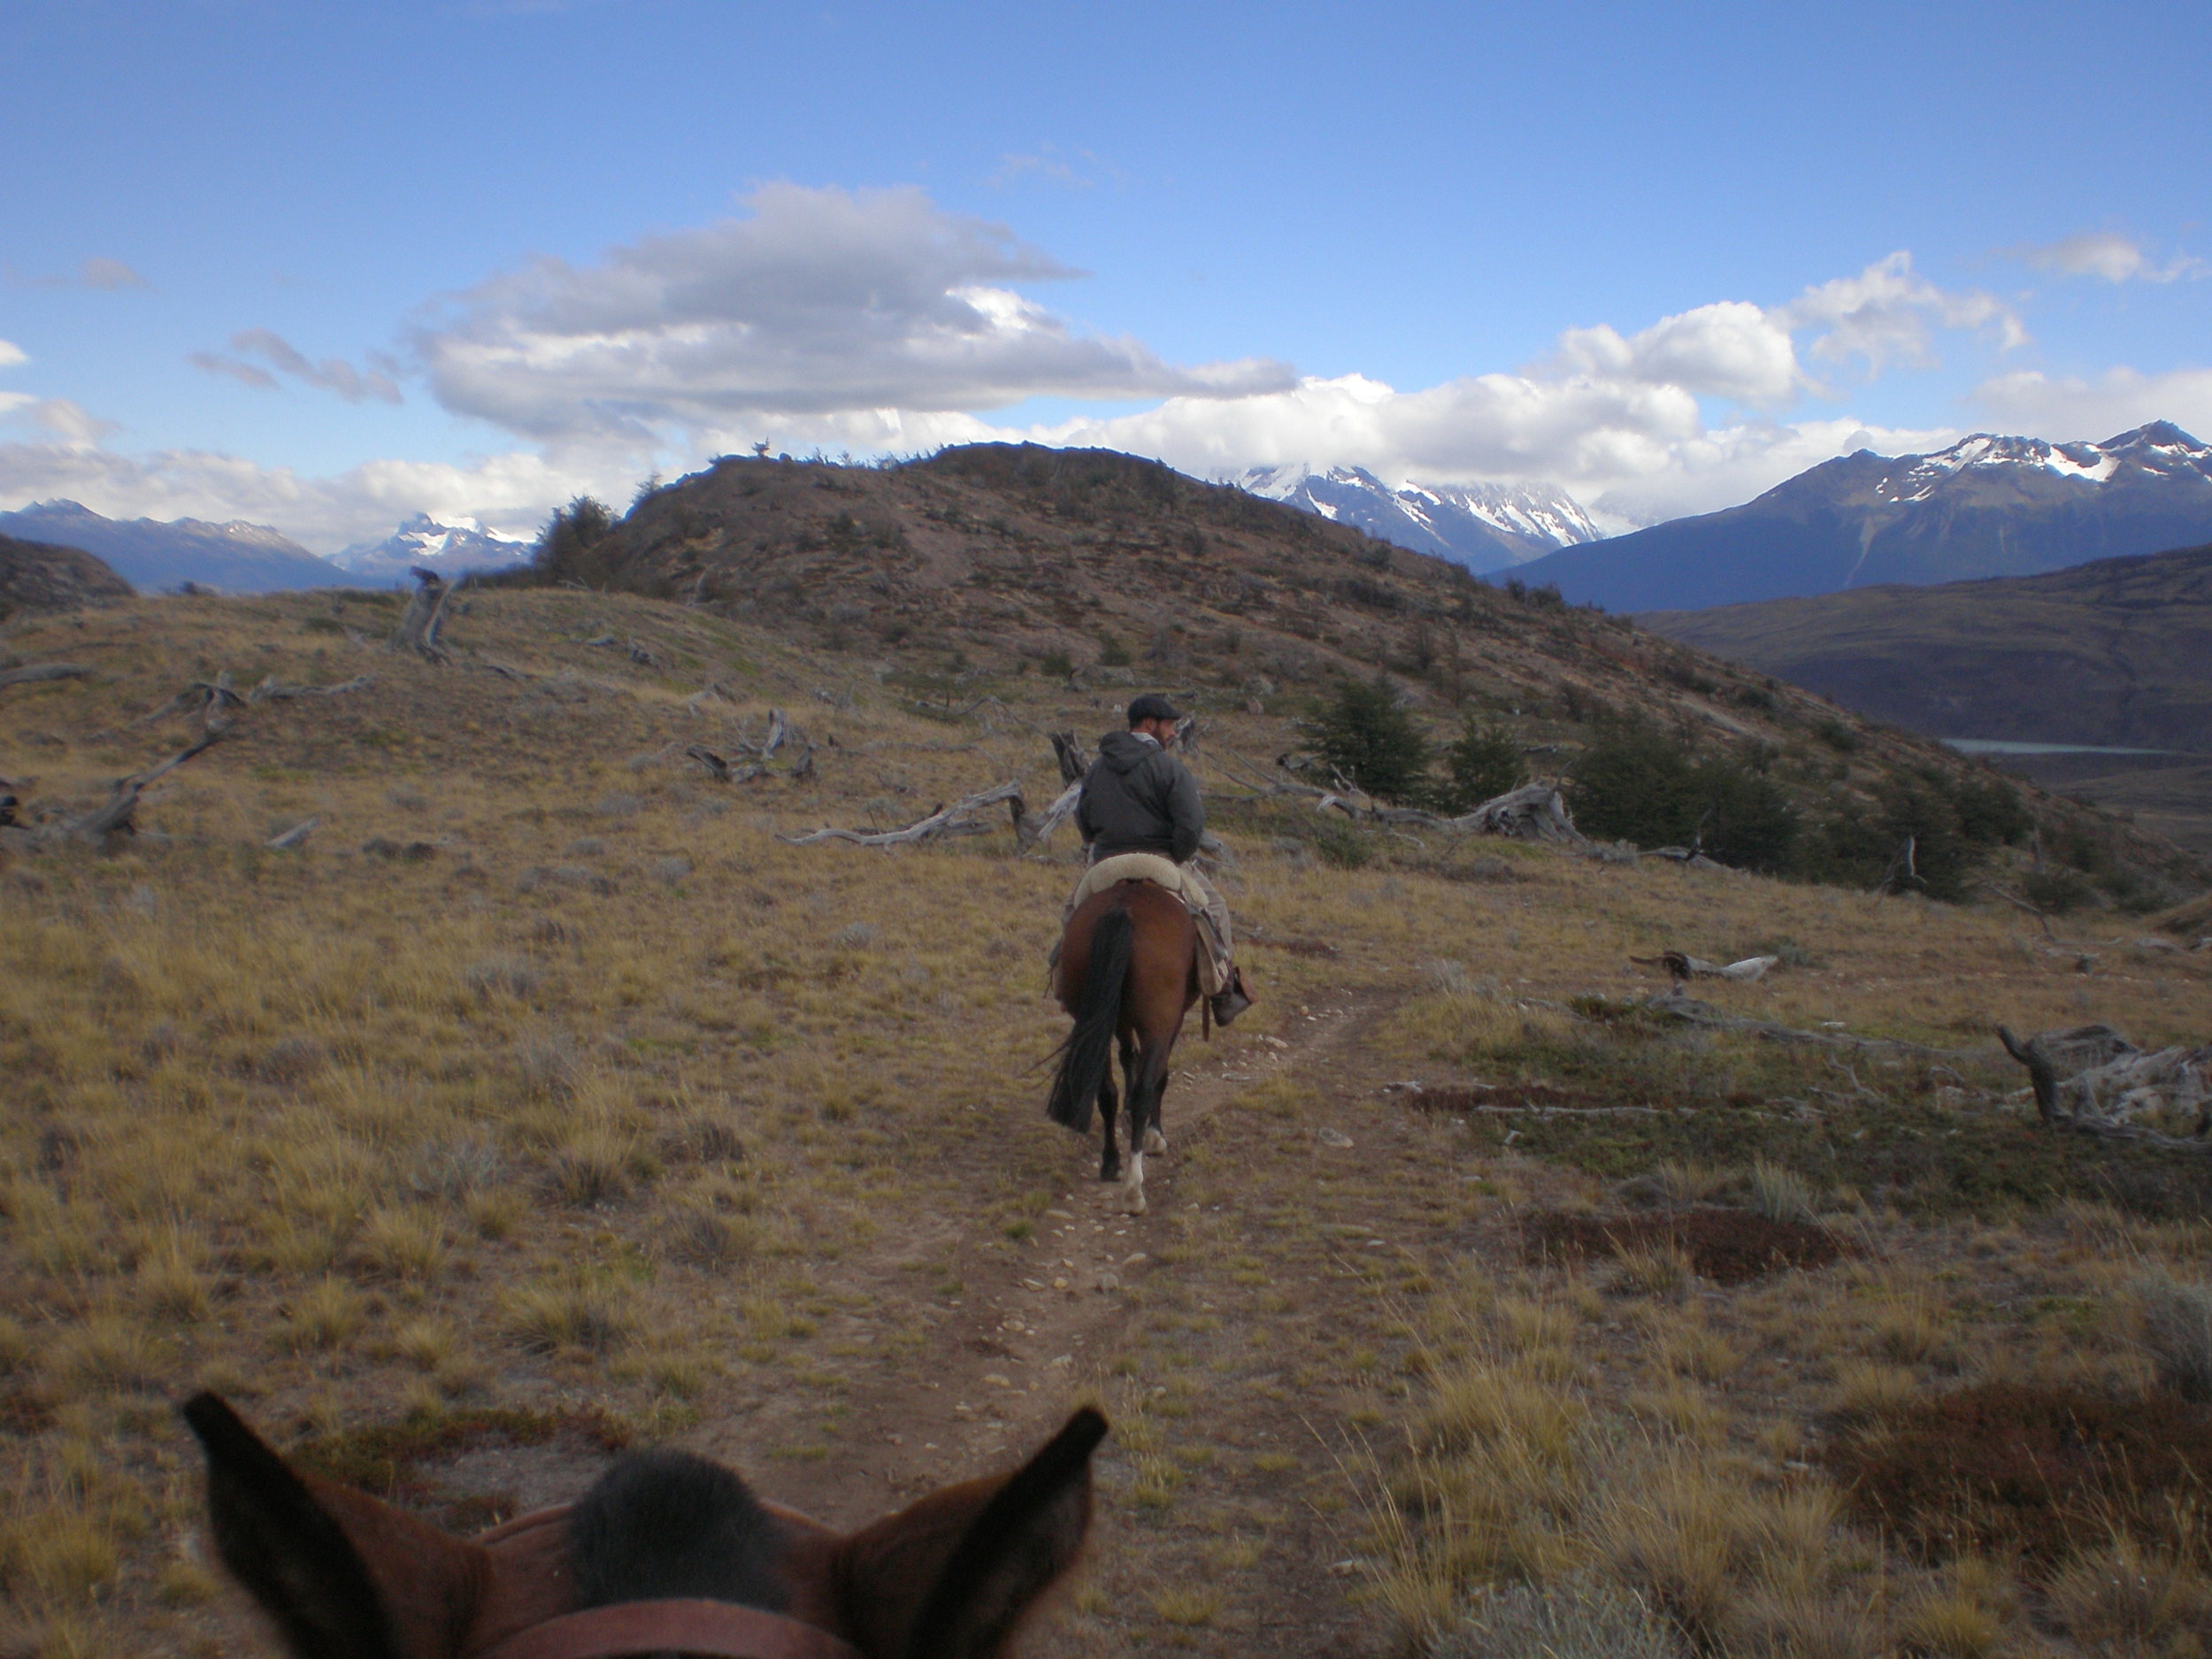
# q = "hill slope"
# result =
<box><xmin>0</xmin><ymin>499</ymin><xmax>343</xmax><ymax>593</ymax></box>
<box><xmin>1514</xmin><ymin>422</ymin><xmax>2212</xmax><ymax>611</ymax></box>
<box><xmin>1642</xmin><ymin>542</ymin><xmax>2212</xmax><ymax>855</ymax></box>
<box><xmin>4</xmin><ymin>581</ymin><xmax>2211</xmax><ymax>1658</ymax></box>
<box><xmin>536</xmin><ymin>442</ymin><xmax>2202</xmax><ymax>898</ymax></box>
<box><xmin>0</xmin><ymin>533</ymin><xmax>133</xmax><ymax>616</ymax></box>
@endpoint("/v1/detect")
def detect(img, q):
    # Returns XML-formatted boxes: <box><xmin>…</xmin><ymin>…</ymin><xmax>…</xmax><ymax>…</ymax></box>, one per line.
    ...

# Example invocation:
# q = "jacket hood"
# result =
<box><xmin>1096</xmin><ymin>730</ymin><xmax>1159</xmax><ymax>774</ymax></box>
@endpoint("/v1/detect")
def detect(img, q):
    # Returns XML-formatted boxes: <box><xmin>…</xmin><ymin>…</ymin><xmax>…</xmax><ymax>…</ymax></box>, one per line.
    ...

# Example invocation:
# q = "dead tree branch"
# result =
<box><xmin>61</xmin><ymin>728</ymin><xmax>226</xmax><ymax>842</ymax></box>
<box><xmin>782</xmin><ymin>781</ymin><xmax>1025</xmax><ymax>849</ymax></box>
<box><xmin>0</xmin><ymin>663</ymin><xmax>93</xmax><ymax>691</ymax></box>
<box><xmin>1646</xmin><ymin>989</ymin><xmax>1963</xmax><ymax>1057</ymax></box>
<box><xmin>389</xmin><ymin>569</ymin><xmax>455</xmax><ymax>662</ymax></box>
<box><xmin>1999</xmin><ymin>1021</ymin><xmax>2212</xmax><ymax>1148</ymax></box>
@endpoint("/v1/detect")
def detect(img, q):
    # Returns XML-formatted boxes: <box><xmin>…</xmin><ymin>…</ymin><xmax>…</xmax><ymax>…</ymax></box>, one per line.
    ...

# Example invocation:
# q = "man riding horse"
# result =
<box><xmin>1071</xmin><ymin>694</ymin><xmax>1252</xmax><ymax>1027</ymax></box>
<box><xmin>1047</xmin><ymin>695</ymin><xmax>1255</xmax><ymax>1211</ymax></box>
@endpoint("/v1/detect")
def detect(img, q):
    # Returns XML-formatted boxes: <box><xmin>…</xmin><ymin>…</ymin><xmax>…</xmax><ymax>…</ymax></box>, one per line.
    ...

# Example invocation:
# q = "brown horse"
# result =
<box><xmin>1047</xmin><ymin>879</ymin><xmax>1199</xmax><ymax>1216</ymax></box>
<box><xmin>180</xmin><ymin>1391</ymin><xmax>1105</xmax><ymax>1659</ymax></box>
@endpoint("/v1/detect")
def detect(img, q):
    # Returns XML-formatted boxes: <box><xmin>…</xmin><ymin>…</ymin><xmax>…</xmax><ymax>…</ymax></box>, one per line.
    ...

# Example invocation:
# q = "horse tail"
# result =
<box><xmin>1046</xmin><ymin>902</ymin><xmax>1132</xmax><ymax>1133</ymax></box>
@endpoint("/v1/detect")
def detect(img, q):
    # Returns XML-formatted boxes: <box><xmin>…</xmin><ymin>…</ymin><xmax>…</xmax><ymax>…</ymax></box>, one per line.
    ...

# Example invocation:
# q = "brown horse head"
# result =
<box><xmin>181</xmin><ymin>1392</ymin><xmax>1106</xmax><ymax>1659</ymax></box>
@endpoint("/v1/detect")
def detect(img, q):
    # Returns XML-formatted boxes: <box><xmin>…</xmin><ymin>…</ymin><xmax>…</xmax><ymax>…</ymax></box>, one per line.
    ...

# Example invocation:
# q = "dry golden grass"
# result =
<box><xmin>2</xmin><ymin>584</ymin><xmax>2208</xmax><ymax>1654</ymax></box>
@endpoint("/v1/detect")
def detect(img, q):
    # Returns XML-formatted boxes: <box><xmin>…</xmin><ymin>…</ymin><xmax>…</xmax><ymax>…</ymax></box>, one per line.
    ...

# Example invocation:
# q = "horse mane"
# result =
<box><xmin>569</xmin><ymin>1449</ymin><xmax>787</xmax><ymax>1611</ymax></box>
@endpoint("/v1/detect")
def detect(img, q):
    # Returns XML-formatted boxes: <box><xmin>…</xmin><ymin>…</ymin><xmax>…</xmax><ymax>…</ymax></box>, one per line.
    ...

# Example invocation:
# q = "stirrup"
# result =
<box><xmin>1209</xmin><ymin>967</ymin><xmax>1253</xmax><ymax>1026</ymax></box>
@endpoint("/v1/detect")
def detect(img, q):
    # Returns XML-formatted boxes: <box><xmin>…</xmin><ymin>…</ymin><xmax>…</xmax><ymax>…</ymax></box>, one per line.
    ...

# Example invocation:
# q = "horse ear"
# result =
<box><xmin>181</xmin><ymin>1393</ymin><xmax>484</xmax><ymax>1659</ymax></box>
<box><xmin>836</xmin><ymin>1408</ymin><xmax>1107</xmax><ymax>1659</ymax></box>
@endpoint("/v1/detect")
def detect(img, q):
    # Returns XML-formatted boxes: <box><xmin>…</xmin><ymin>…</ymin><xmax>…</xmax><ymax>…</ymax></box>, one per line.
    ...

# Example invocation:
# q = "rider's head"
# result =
<box><xmin>1126</xmin><ymin>693</ymin><xmax>1181</xmax><ymax>744</ymax></box>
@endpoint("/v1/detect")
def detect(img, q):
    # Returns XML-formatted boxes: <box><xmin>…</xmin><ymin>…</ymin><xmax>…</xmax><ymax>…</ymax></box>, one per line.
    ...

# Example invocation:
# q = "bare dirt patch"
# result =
<box><xmin>1522</xmin><ymin>1206</ymin><xmax>1847</xmax><ymax>1285</ymax></box>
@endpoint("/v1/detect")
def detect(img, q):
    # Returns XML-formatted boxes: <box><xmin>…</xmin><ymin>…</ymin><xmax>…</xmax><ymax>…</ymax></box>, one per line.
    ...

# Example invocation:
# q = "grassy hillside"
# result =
<box><xmin>1642</xmin><ymin>544</ymin><xmax>2212</xmax><ymax>853</ymax></box>
<box><xmin>4</xmin><ymin>584</ymin><xmax>2212</xmax><ymax>1656</ymax></box>
<box><xmin>537</xmin><ymin>444</ymin><xmax>2202</xmax><ymax>906</ymax></box>
<box><xmin>1641</xmin><ymin>542</ymin><xmax>2212</xmax><ymax>751</ymax></box>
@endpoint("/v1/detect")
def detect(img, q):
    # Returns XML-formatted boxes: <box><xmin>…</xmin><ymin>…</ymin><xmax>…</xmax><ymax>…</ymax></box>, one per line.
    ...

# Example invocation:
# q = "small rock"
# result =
<box><xmin>1121</xmin><ymin>1252</ymin><xmax>1148</xmax><ymax>1266</ymax></box>
<box><xmin>1094</xmin><ymin>1273</ymin><xmax>1121</xmax><ymax>1293</ymax></box>
<box><xmin>1317</xmin><ymin>1128</ymin><xmax>1354</xmax><ymax>1148</ymax></box>
<box><xmin>981</xmin><ymin>1373</ymin><xmax>1012</xmax><ymax>1388</ymax></box>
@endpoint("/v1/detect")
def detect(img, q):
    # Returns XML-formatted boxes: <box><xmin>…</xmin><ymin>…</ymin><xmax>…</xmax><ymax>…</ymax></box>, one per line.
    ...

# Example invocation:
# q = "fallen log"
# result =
<box><xmin>0</xmin><ymin>663</ymin><xmax>94</xmax><ymax>691</ymax></box>
<box><xmin>249</xmin><ymin>673</ymin><xmax>373</xmax><ymax>703</ymax></box>
<box><xmin>1017</xmin><ymin>781</ymin><xmax>1081</xmax><ymax>853</ymax></box>
<box><xmin>1999</xmin><ymin>1022</ymin><xmax>2212</xmax><ymax>1149</ymax></box>
<box><xmin>62</xmin><ymin>728</ymin><xmax>226</xmax><ymax>842</ymax></box>
<box><xmin>266</xmin><ymin>817</ymin><xmax>317</xmax><ymax>850</ymax></box>
<box><xmin>1632</xmin><ymin>951</ymin><xmax>1781</xmax><ymax>983</ymax></box>
<box><xmin>782</xmin><ymin>781</ymin><xmax>1025</xmax><ymax>849</ymax></box>
<box><xmin>1647</xmin><ymin>989</ymin><xmax>1962</xmax><ymax>1056</ymax></box>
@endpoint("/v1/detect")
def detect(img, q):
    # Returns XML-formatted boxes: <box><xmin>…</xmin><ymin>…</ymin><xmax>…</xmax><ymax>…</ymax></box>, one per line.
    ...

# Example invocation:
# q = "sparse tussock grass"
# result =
<box><xmin>3</xmin><ymin>582</ymin><xmax>2204</xmax><ymax>1653</ymax></box>
<box><xmin>2137</xmin><ymin>1268</ymin><xmax>2212</xmax><ymax>1401</ymax></box>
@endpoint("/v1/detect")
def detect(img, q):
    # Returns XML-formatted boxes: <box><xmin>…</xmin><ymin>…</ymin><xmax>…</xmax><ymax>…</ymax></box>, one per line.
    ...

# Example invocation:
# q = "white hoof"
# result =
<box><xmin>1141</xmin><ymin>1127</ymin><xmax>1168</xmax><ymax>1155</ymax></box>
<box><xmin>1120</xmin><ymin>1151</ymin><xmax>1148</xmax><ymax>1215</ymax></box>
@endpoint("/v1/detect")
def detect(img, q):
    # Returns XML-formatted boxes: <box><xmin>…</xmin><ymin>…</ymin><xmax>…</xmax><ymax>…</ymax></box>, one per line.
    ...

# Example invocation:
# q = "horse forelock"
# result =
<box><xmin>568</xmin><ymin>1449</ymin><xmax>788</xmax><ymax>1613</ymax></box>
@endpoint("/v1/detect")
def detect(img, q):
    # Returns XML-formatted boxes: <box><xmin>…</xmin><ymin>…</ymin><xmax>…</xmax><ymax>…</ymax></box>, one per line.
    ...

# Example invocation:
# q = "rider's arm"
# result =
<box><xmin>1164</xmin><ymin>757</ymin><xmax>1203</xmax><ymax>864</ymax></box>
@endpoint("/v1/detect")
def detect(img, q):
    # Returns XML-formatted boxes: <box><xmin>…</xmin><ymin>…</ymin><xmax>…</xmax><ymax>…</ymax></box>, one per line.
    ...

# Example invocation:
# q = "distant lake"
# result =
<box><xmin>1944</xmin><ymin>739</ymin><xmax>2189</xmax><ymax>757</ymax></box>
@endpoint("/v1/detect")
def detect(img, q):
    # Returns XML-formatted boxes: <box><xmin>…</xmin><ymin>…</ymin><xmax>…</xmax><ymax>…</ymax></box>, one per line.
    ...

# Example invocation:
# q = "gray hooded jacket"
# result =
<box><xmin>1074</xmin><ymin>731</ymin><xmax>1204</xmax><ymax>864</ymax></box>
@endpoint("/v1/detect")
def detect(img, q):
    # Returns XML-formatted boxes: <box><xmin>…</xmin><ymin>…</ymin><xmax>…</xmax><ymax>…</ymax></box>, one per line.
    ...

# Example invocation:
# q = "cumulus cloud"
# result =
<box><xmin>1778</xmin><ymin>250</ymin><xmax>2025</xmax><ymax>374</ymax></box>
<box><xmin>1973</xmin><ymin>365</ymin><xmax>2212</xmax><ymax>443</ymax></box>
<box><xmin>192</xmin><ymin>329</ymin><xmax>403</xmax><ymax>403</ymax></box>
<box><xmin>0</xmin><ymin>338</ymin><xmax>26</xmax><ymax>370</ymax></box>
<box><xmin>411</xmin><ymin>181</ymin><xmax>1293</xmax><ymax>444</ymax></box>
<box><xmin>1550</xmin><ymin>300</ymin><xmax>1803</xmax><ymax>406</ymax></box>
<box><xmin>2013</xmin><ymin>231</ymin><xmax>2201</xmax><ymax>285</ymax></box>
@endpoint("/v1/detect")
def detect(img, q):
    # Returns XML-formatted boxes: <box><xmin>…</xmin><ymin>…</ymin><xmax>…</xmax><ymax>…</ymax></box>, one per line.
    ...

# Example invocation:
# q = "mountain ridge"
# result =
<box><xmin>0</xmin><ymin>500</ymin><xmax>343</xmax><ymax>594</ymax></box>
<box><xmin>1511</xmin><ymin>421</ymin><xmax>2212</xmax><ymax>611</ymax></box>
<box><xmin>1233</xmin><ymin>464</ymin><xmax>1610</xmax><ymax>572</ymax></box>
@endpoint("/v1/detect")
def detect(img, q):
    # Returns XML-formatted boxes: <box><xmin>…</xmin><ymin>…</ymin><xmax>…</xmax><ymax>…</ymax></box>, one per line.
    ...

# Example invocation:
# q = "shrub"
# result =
<box><xmin>1432</xmin><ymin>1577</ymin><xmax>1680</xmax><ymax>1659</ymax></box>
<box><xmin>1309</xmin><ymin>676</ymin><xmax>1432</xmax><ymax>803</ymax></box>
<box><xmin>1312</xmin><ymin>820</ymin><xmax>1374</xmax><ymax>869</ymax></box>
<box><xmin>528</xmin><ymin>496</ymin><xmax>621</xmax><ymax>587</ymax></box>
<box><xmin>2021</xmin><ymin>868</ymin><xmax>2094</xmax><ymax>913</ymax></box>
<box><xmin>2137</xmin><ymin>1271</ymin><xmax>2212</xmax><ymax>1401</ymax></box>
<box><xmin>1566</xmin><ymin>728</ymin><xmax>1797</xmax><ymax>872</ymax></box>
<box><xmin>1437</xmin><ymin>721</ymin><xmax>1525</xmax><ymax>813</ymax></box>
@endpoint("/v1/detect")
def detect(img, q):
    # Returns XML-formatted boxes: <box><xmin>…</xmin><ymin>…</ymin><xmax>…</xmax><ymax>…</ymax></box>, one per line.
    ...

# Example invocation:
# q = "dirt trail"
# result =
<box><xmin>703</xmin><ymin>979</ymin><xmax>1466</xmax><ymax>1658</ymax></box>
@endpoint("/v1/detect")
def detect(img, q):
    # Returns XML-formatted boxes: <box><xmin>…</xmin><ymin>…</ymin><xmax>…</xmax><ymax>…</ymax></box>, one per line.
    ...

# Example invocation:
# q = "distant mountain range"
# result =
<box><xmin>1511</xmin><ymin>422</ymin><xmax>2212</xmax><ymax>612</ymax></box>
<box><xmin>0</xmin><ymin>500</ymin><xmax>345</xmax><ymax>593</ymax></box>
<box><xmin>331</xmin><ymin>514</ymin><xmax>530</xmax><ymax>582</ymax></box>
<box><xmin>0</xmin><ymin>501</ymin><xmax>532</xmax><ymax>592</ymax></box>
<box><xmin>1234</xmin><ymin>465</ymin><xmax>1609</xmax><ymax>572</ymax></box>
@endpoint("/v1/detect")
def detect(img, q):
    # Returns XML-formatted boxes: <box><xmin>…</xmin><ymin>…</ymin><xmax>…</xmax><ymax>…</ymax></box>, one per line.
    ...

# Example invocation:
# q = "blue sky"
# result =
<box><xmin>2</xmin><ymin>0</ymin><xmax>2207</xmax><ymax>549</ymax></box>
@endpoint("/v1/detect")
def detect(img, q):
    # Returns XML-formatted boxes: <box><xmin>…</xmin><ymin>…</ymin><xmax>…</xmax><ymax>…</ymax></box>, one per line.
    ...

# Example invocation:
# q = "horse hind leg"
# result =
<box><xmin>1096</xmin><ymin>1053</ymin><xmax>1121</xmax><ymax>1183</ymax></box>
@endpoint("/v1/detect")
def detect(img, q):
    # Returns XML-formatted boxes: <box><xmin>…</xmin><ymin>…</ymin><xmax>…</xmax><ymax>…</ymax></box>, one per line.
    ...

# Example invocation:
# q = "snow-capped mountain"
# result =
<box><xmin>331</xmin><ymin>514</ymin><xmax>532</xmax><ymax>582</ymax></box>
<box><xmin>1514</xmin><ymin>421</ymin><xmax>2212</xmax><ymax>614</ymax></box>
<box><xmin>0</xmin><ymin>500</ymin><xmax>343</xmax><ymax>592</ymax></box>
<box><xmin>1234</xmin><ymin>464</ymin><xmax>1610</xmax><ymax>573</ymax></box>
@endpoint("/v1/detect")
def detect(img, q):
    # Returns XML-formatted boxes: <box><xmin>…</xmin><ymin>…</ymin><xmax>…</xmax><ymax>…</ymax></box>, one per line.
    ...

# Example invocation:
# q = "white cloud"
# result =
<box><xmin>0</xmin><ymin>338</ymin><xmax>26</xmax><ymax>369</ymax></box>
<box><xmin>191</xmin><ymin>329</ymin><xmax>403</xmax><ymax>403</ymax></box>
<box><xmin>1973</xmin><ymin>365</ymin><xmax>2212</xmax><ymax>443</ymax></box>
<box><xmin>410</xmin><ymin>181</ymin><xmax>1293</xmax><ymax>443</ymax></box>
<box><xmin>1551</xmin><ymin>300</ymin><xmax>1803</xmax><ymax>406</ymax></box>
<box><xmin>2013</xmin><ymin>231</ymin><xmax>2201</xmax><ymax>285</ymax></box>
<box><xmin>1779</xmin><ymin>250</ymin><xmax>2025</xmax><ymax>374</ymax></box>
<box><xmin>0</xmin><ymin>396</ymin><xmax>593</xmax><ymax>550</ymax></box>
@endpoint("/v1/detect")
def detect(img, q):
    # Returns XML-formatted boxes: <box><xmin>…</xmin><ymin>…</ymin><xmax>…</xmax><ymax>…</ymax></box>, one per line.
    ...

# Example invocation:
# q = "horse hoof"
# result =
<box><xmin>1141</xmin><ymin>1128</ymin><xmax>1167</xmax><ymax>1155</ymax></box>
<box><xmin>1121</xmin><ymin>1188</ymin><xmax>1148</xmax><ymax>1216</ymax></box>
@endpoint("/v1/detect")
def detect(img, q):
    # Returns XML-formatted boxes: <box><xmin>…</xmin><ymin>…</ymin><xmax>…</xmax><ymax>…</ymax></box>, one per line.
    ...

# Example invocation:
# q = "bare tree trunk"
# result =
<box><xmin>389</xmin><ymin>570</ymin><xmax>455</xmax><ymax>662</ymax></box>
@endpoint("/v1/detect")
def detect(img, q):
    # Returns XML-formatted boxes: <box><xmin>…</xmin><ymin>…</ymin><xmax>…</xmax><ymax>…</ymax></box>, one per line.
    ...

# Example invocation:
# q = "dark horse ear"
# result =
<box><xmin>181</xmin><ymin>1392</ymin><xmax>483</xmax><ymax>1659</ymax></box>
<box><xmin>836</xmin><ymin>1408</ymin><xmax>1106</xmax><ymax>1659</ymax></box>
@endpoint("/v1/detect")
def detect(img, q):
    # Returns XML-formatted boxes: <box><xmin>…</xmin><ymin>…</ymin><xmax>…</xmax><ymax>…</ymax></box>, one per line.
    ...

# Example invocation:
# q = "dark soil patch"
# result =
<box><xmin>291</xmin><ymin>1405</ymin><xmax>631</xmax><ymax>1531</ymax></box>
<box><xmin>1823</xmin><ymin>1382</ymin><xmax>2212</xmax><ymax>1568</ymax></box>
<box><xmin>1522</xmin><ymin>1206</ymin><xmax>1845</xmax><ymax>1286</ymax></box>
